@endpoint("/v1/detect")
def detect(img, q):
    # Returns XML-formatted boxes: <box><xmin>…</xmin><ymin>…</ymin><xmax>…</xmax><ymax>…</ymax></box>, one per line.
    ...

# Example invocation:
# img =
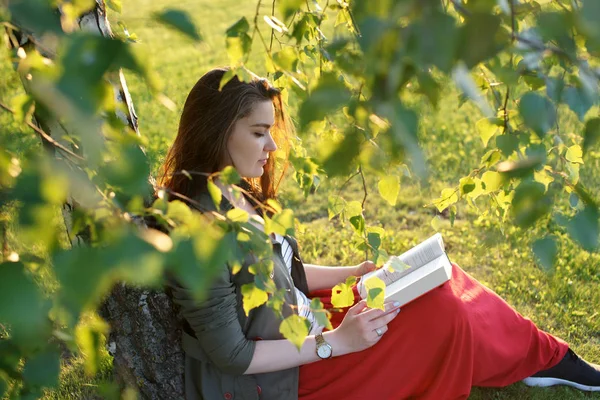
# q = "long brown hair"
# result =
<box><xmin>158</xmin><ymin>67</ymin><xmax>291</xmax><ymax>202</ymax></box>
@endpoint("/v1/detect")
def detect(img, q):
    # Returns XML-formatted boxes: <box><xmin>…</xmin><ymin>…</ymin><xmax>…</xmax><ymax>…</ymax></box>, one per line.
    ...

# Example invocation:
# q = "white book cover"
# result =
<box><xmin>357</xmin><ymin>233</ymin><xmax>453</xmax><ymax>307</ymax></box>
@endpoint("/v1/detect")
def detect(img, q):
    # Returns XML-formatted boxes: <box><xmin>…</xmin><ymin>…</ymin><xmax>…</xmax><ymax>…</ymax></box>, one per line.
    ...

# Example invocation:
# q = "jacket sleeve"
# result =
<box><xmin>169</xmin><ymin>265</ymin><xmax>256</xmax><ymax>375</ymax></box>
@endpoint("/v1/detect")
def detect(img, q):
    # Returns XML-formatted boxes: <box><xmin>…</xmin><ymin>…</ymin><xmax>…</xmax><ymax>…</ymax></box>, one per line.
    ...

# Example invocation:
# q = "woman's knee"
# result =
<box><xmin>421</xmin><ymin>283</ymin><xmax>470</xmax><ymax>325</ymax></box>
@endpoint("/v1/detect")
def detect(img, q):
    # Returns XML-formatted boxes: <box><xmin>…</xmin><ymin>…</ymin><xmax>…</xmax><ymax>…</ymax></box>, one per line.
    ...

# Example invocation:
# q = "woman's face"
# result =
<box><xmin>223</xmin><ymin>100</ymin><xmax>277</xmax><ymax>178</ymax></box>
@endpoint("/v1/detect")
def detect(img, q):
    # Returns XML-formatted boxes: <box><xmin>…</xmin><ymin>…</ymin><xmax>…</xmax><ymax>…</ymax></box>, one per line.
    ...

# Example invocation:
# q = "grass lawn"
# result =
<box><xmin>1</xmin><ymin>0</ymin><xmax>599</xmax><ymax>398</ymax></box>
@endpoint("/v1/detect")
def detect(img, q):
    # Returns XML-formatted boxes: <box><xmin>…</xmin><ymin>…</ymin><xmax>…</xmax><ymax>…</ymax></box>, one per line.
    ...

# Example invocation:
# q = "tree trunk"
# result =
<box><xmin>100</xmin><ymin>285</ymin><xmax>184</xmax><ymax>399</ymax></box>
<box><xmin>7</xmin><ymin>1</ymin><xmax>185</xmax><ymax>398</ymax></box>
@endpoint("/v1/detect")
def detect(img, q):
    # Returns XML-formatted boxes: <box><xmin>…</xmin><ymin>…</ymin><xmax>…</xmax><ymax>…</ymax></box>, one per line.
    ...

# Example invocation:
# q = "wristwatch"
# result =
<box><xmin>315</xmin><ymin>333</ymin><xmax>332</xmax><ymax>359</ymax></box>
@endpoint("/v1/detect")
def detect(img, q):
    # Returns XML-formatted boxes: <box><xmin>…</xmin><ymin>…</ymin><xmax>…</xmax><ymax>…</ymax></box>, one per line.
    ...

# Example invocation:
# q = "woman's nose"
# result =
<box><xmin>265</xmin><ymin>133</ymin><xmax>278</xmax><ymax>152</ymax></box>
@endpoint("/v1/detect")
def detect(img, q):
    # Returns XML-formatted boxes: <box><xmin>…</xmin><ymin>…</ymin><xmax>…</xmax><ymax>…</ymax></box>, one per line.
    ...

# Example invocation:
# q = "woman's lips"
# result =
<box><xmin>259</xmin><ymin>159</ymin><xmax>267</xmax><ymax>165</ymax></box>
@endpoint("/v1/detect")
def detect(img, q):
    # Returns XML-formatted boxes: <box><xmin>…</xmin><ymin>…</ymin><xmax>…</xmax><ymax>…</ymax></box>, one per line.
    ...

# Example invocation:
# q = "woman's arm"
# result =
<box><xmin>304</xmin><ymin>260</ymin><xmax>377</xmax><ymax>292</ymax></box>
<box><xmin>244</xmin><ymin>300</ymin><xmax>401</xmax><ymax>374</ymax></box>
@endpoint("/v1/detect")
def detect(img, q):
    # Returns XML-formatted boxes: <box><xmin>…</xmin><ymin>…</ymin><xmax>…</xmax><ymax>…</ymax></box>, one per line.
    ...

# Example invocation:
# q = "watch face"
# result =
<box><xmin>317</xmin><ymin>344</ymin><xmax>332</xmax><ymax>359</ymax></box>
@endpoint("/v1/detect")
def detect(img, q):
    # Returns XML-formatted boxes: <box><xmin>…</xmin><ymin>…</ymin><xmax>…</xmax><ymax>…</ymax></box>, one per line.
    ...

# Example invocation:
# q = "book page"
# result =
<box><xmin>358</xmin><ymin>233</ymin><xmax>446</xmax><ymax>297</ymax></box>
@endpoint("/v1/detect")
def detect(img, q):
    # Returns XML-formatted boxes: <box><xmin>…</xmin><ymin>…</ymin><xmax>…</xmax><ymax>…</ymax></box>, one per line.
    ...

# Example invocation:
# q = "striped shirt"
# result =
<box><xmin>272</xmin><ymin>233</ymin><xmax>323</xmax><ymax>335</ymax></box>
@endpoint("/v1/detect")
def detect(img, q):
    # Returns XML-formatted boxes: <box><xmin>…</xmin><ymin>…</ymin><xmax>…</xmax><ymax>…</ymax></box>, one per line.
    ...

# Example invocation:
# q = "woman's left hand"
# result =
<box><xmin>354</xmin><ymin>260</ymin><xmax>378</xmax><ymax>277</ymax></box>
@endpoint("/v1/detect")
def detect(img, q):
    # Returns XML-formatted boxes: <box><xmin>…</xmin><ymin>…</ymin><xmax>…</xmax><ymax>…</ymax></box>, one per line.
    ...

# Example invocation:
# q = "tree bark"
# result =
<box><xmin>100</xmin><ymin>285</ymin><xmax>184</xmax><ymax>399</ymax></box>
<box><xmin>7</xmin><ymin>1</ymin><xmax>185</xmax><ymax>398</ymax></box>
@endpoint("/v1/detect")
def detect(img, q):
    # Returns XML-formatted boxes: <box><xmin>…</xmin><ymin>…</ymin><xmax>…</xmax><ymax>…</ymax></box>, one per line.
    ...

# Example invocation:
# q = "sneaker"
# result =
<box><xmin>522</xmin><ymin>348</ymin><xmax>600</xmax><ymax>392</ymax></box>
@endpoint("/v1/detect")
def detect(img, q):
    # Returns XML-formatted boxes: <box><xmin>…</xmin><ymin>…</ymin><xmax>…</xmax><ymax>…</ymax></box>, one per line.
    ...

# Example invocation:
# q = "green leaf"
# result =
<box><xmin>54</xmin><ymin>233</ymin><xmax>166</xmax><ymax>317</ymax></box>
<box><xmin>537</xmin><ymin>12</ymin><xmax>575</xmax><ymax>55</ymax></box>
<box><xmin>533</xmin><ymin>169</ymin><xmax>554</xmax><ymax>192</ymax></box>
<box><xmin>511</xmin><ymin>180</ymin><xmax>552</xmax><ymax>228</ymax></box>
<box><xmin>99</xmin><ymin>145</ymin><xmax>151</xmax><ymax>199</ymax></box>
<box><xmin>452</xmin><ymin>63</ymin><xmax>494</xmax><ymax>117</ymax></box>
<box><xmin>166</xmin><ymin>200</ymin><xmax>193</xmax><ymax>225</ymax></box>
<box><xmin>264</xmin><ymin>209</ymin><xmax>295</xmax><ymax>236</ymax></box>
<box><xmin>433</xmin><ymin>188</ymin><xmax>458</xmax><ymax>212</ymax></box>
<box><xmin>10</xmin><ymin>93</ymin><xmax>35</xmax><ymax>123</ymax></box>
<box><xmin>0</xmin><ymin>375</ymin><xmax>6</xmax><ymax>398</ymax></box>
<box><xmin>546</xmin><ymin>77</ymin><xmax>565</xmax><ymax>103</ymax></box>
<box><xmin>225</xmin><ymin>17</ymin><xmax>252</xmax><ymax>64</ymax></box>
<box><xmin>220</xmin><ymin>166</ymin><xmax>241</xmax><ymax>185</ymax></box>
<box><xmin>378</xmin><ymin>176</ymin><xmax>400</xmax><ymax>206</ymax></box>
<box><xmin>518</xmin><ymin>93</ymin><xmax>556</xmax><ymax>137</ymax></box>
<box><xmin>0</xmin><ymin>262</ymin><xmax>51</xmax><ymax>347</ymax></box>
<box><xmin>567</xmin><ymin>162</ymin><xmax>580</xmax><ymax>185</ymax></box>
<box><xmin>349</xmin><ymin>214</ymin><xmax>365</xmax><ymax>235</ymax></box>
<box><xmin>367</xmin><ymin>231</ymin><xmax>382</xmax><ymax>251</ymax></box>
<box><xmin>416</xmin><ymin>71</ymin><xmax>441</xmax><ymax>107</ymax></box>
<box><xmin>207</xmin><ymin>180</ymin><xmax>222</xmax><ymax>210</ymax></box>
<box><xmin>331</xmin><ymin>276</ymin><xmax>357</xmax><ymax>308</ymax></box>
<box><xmin>481</xmin><ymin>171</ymin><xmax>503</xmax><ymax>193</ymax></box>
<box><xmin>458</xmin><ymin>13</ymin><xmax>502</xmax><ymax>68</ymax></box>
<box><xmin>320</xmin><ymin>128</ymin><xmax>362</xmax><ymax>177</ymax></box>
<box><xmin>226</xmin><ymin>16</ymin><xmax>250</xmax><ymax>35</ymax></box>
<box><xmin>226</xmin><ymin>208</ymin><xmax>249</xmax><ymax>223</ymax></box>
<box><xmin>579</xmin><ymin>0</ymin><xmax>600</xmax><ymax>45</ymax></box>
<box><xmin>573</xmin><ymin>183</ymin><xmax>598</xmax><ymax>209</ymax></box>
<box><xmin>272</xmin><ymin>47</ymin><xmax>298</xmax><ymax>72</ymax></box>
<box><xmin>532</xmin><ymin>236</ymin><xmax>558</xmax><ymax>270</ymax></box>
<box><xmin>567</xmin><ymin>206</ymin><xmax>599</xmax><ymax>252</ymax></box>
<box><xmin>8</xmin><ymin>0</ymin><xmax>62</xmax><ymax>35</ymax></box>
<box><xmin>241</xmin><ymin>283</ymin><xmax>269</xmax><ymax>316</ymax></box>
<box><xmin>279</xmin><ymin>0</ymin><xmax>303</xmax><ymax>21</ymax></box>
<box><xmin>105</xmin><ymin>0</ymin><xmax>122</xmax><ymax>13</ymax></box>
<box><xmin>0</xmin><ymin>340</ymin><xmax>22</xmax><ymax>380</ymax></box>
<box><xmin>309</xmin><ymin>298</ymin><xmax>333</xmax><ymax>330</ymax></box>
<box><xmin>459</xmin><ymin>177</ymin><xmax>476</xmax><ymax>195</ymax></box>
<box><xmin>476</xmin><ymin>118</ymin><xmax>500</xmax><ymax>147</ymax></box>
<box><xmin>570</xmin><ymin>193</ymin><xmax>580</xmax><ymax>208</ymax></box>
<box><xmin>22</xmin><ymin>346</ymin><xmax>60</xmax><ymax>390</ymax></box>
<box><xmin>345</xmin><ymin>201</ymin><xmax>363</xmax><ymax>218</ymax></box>
<box><xmin>480</xmin><ymin>149</ymin><xmax>502</xmax><ymax>168</ymax></box>
<box><xmin>365</xmin><ymin>276</ymin><xmax>385</xmax><ymax>310</ymax></box>
<box><xmin>415</xmin><ymin>11</ymin><xmax>458</xmax><ymax>73</ymax></box>
<box><xmin>386</xmin><ymin>257</ymin><xmax>410</xmax><ymax>273</ymax></box>
<box><xmin>496</xmin><ymin>157</ymin><xmax>543</xmax><ymax>179</ymax></box>
<box><xmin>299</xmin><ymin>74</ymin><xmax>352</xmax><ymax>130</ymax></box>
<box><xmin>563</xmin><ymin>86</ymin><xmax>593</xmax><ymax>121</ymax></box>
<box><xmin>496</xmin><ymin>134</ymin><xmax>519</xmax><ymax>157</ymax></box>
<box><xmin>75</xmin><ymin>315</ymin><xmax>108</xmax><ymax>376</ymax></box>
<box><xmin>169</xmin><ymin>231</ymin><xmax>234</xmax><ymax>301</ymax></box>
<box><xmin>565</xmin><ymin>145</ymin><xmax>584</xmax><ymax>164</ymax></box>
<box><xmin>431</xmin><ymin>215</ymin><xmax>443</xmax><ymax>231</ymax></box>
<box><xmin>328</xmin><ymin>195</ymin><xmax>346</xmax><ymax>220</ymax></box>
<box><xmin>583</xmin><ymin>118</ymin><xmax>600</xmax><ymax>154</ymax></box>
<box><xmin>279</xmin><ymin>315</ymin><xmax>309</xmax><ymax>351</ymax></box>
<box><xmin>154</xmin><ymin>9</ymin><xmax>202</xmax><ymax>41</ymax></box>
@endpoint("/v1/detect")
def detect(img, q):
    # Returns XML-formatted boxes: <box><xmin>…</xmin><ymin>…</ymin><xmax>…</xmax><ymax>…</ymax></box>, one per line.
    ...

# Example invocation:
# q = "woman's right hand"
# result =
<box><xmin>326</xmin><ymin>300</ymin><xmax>401</xmax><ymax>356</ymax></box>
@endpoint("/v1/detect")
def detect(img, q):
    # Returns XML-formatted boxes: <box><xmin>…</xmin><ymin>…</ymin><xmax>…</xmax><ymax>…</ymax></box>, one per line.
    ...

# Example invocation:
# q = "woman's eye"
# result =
<box><xmin>253</xmin><ymin>132</ymin><xmax>266</xmax><ymax>137</ymax></box>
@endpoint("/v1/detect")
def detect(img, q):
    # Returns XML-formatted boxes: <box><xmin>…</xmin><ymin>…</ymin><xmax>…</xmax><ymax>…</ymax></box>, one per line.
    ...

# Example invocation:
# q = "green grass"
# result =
<box><xmin>1</xmin><ymin>0</ymin><xmax>599</xmax><ymax>398</ymax></box>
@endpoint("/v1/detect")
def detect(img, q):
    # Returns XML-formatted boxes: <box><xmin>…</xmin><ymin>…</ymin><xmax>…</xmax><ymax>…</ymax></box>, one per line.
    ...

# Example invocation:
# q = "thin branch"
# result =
<box><xmin>479</xmin><ymin>67</ymin><xmax>503</xmax><ymax>109</ymax></box>
<box><xmin>334</xmin><ymin>169</ymin><xmax>361</xmax><ymax>201</ymax></box>
<box><xmin>2</xmin><ymin>219</ymin><xmax>8</xmax><ymax>260</ymax></box>
<box><xmin>246</xmin><ymin>0</ymin><xmax>263</xmax><ymax>64</ymax></box>
<box><xmin>269</xmin><ymin>0</ymin><xmax>276</xmax><ymax>53</ymax></box>
<box><xmin>0</xmin><ymin>101</ymin><xmax>85</xmax><ymax>161</ymax></box>
<box><xmin>358</xmin><ymin>165</ymin><xmax>368</xmax><ymax>210</ymax></box>
<box><xmin>502</xmin><ymin>86</ymin><xmax>511</xmax><ymax>134</ymax></box>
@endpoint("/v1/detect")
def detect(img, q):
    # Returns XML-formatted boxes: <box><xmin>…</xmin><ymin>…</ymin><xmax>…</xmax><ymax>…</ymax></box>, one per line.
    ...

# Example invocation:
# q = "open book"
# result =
<box><xmin>357</xmin><ymin>233</ymin><xmax>453</xmax><ymax>308</ymax></box>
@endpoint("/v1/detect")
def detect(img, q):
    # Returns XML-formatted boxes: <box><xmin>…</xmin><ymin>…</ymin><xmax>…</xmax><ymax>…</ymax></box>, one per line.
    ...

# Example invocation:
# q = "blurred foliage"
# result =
<box><xmin>0</xmin><ymin>0</ymin><xmax>599</xmax><ymax>398</ymax></box>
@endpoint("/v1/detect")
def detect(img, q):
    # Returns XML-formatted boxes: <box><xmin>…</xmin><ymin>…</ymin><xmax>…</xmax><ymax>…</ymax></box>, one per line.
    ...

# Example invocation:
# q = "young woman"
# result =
<box><xmin>159</xmin><ymin>68</ymin><xmax>600</xmax><ymax>400</ymax></box>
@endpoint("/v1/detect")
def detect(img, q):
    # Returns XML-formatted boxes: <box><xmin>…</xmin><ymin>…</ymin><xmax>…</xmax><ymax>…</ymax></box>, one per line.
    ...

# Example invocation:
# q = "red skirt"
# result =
<box><xmin>299</xmin><ymin>263</ymin><xmax>568</xmax><ymax>400</ymax></box>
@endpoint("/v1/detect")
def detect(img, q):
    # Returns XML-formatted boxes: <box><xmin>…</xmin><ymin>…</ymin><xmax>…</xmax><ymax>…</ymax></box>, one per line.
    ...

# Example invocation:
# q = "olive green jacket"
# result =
<box><xmin>168</xmin><ymin>192</ymin><xmax>310</xmax><ymax>400</ymax></box>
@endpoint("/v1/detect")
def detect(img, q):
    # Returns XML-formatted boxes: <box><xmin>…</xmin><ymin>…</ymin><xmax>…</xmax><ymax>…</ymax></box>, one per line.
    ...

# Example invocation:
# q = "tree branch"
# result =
<box><xmin>0</xmin><ymin>101</ymin><xmax>85</xmax><ymax>161</ymax></box>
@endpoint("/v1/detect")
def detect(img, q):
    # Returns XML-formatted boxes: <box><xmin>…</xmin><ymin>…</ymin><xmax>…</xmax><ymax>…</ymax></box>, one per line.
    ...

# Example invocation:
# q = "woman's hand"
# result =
<box><xmin>326</xmin><ymin>300</ymin><xmax>401</xmax><ymax>356</ymax></box>
<box><xmin>354</xmin><ymin>260</ymin><xmax>378</xmax><ymax>277</ymax></box>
